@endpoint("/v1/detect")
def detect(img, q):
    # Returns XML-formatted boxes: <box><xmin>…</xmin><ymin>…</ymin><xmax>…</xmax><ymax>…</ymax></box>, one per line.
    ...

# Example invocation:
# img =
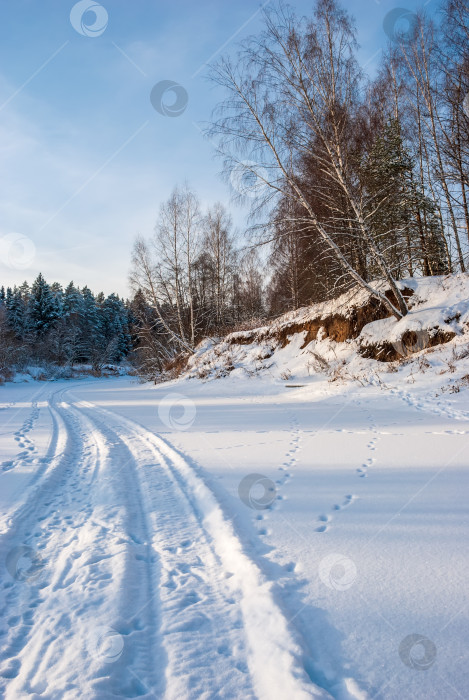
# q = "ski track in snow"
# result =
<box><xmin>0</xmin><ymin>384</ymin><xmax>346</xmax><ymax>700</ymax></box>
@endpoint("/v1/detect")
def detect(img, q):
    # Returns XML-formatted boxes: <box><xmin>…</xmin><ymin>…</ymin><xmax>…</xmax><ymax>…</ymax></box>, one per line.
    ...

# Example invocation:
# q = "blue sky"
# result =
<box><xmin>0</xmin><ymin>0</ymin><xmax>438</xmax><ymax>297</ymax></box>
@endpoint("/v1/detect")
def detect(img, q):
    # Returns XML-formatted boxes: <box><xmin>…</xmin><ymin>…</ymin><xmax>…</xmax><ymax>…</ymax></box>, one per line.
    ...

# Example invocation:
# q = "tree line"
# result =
<box><xmin>130</xmin><ymin>0</ymin><xmax>468</xmax><ymax>371</ymax></box>
<box><xmin>0</xmin><ymin>274</ymin><xmax>132</xmax><ymax>377</ymax></box>
<box><xmin>130</xmin><ymin>186</ymin><xmax>265</xmax><ymax>376</ymax></box>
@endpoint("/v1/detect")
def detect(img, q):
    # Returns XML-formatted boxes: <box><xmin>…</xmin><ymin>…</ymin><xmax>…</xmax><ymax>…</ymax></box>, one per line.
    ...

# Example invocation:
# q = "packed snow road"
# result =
<box><xmin>0</xmin><ymin>376</ymin><xmax>468</xmax><ymax>699</ymax></box>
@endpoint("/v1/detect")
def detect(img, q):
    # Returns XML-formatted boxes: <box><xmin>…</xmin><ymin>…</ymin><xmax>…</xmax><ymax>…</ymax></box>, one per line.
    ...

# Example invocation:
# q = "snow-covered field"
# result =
<box><xmin>0</xmin><ymin>370</ymin><xmax>468</xmax><ymax>699</ymax></box>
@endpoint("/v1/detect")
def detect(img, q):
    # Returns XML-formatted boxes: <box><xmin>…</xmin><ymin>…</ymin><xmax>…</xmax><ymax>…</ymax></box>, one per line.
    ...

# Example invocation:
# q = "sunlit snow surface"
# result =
<box><xmin>0</xmin><ymin>373</ymin><xmax>468</xmax><ymax>699</ymax></box>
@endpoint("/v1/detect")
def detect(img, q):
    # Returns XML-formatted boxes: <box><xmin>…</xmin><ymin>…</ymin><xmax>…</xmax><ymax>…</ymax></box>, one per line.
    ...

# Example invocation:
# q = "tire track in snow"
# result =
<box><xmin>0</xmin><ymin>387</ymin><xmax>163</xmax><ymax>699</ymax></box>
<box><xmin>0</xmin><ymin>391</ymin><xmax>68</xmax><ymax>538</ymax></box>
<box><xmin>0</xmin><ymin>387</ymin><xmax>99</xmax><ymax>697</ymax></box>
<box><xmin>79</xmin><ymin>398</ymin><xmax>334</xmax><ymax>700</ymax></box>
<box><xmin>67</xmin><ymin>395</ymin><xmax>260</xmax><ymax>700</ymax></box>
<box><xmin>63</xmin><ymin>397</ymin><xmax>164</xmax><ymax>699</ymax></box>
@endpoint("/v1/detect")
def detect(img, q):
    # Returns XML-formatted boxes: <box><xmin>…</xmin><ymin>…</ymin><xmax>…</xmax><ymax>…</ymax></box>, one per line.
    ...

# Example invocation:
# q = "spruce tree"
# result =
<box><xmin>50</xmin><ymin>282</ymin><xmax>64</xmax><ymax>318</ymax></box>
<box><xmin>6</xmin><ymin>287</ymin><xmax>28</xmax><ymax>339</ymax></box>
<box><xmin>28</xmin><ymin>273</ymin><xmax>59</xmax><ymax>336</ymax></box>
<box><xmin>362</xmin><ymin>118</ymin><xmax>416</xmax><ymax>277</ymax></box>
<box><xmin>19</xmin><ymin>281</ymin><xmax>30</xmax><ymax>300</ymax></box>
<box><xmin>79</xmin><ymin>286</ymin><xmax>104</xmax><ymax>360</ymax></box>
<box><xmin>101</xmin><ymin>293</ymin><xmax>131</xmax><ymax>361</ymax></box>
<box><xmin>362</xmin><ymin>118</ymin><xmax>448</xmax><ymax>278</ymax></box>
<box><xmin>63</xmin><ymin>282</ymin><xmax>83</xmax><ymax>319</ymax></box>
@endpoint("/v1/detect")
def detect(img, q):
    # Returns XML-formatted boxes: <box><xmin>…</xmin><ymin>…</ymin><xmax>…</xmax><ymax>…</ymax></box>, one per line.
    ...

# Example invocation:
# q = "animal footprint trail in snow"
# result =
<box><xmin>387</xmin><ymin>384</ymin><xmax>469</xmax><ymax>423</ymax></box>
<box><xmin>313</xmin><ymin>399</ymin><xmax>377</xmax><ymax>533</ymax></box>
<box><xmin>2</xmin><ymin>402</ymin><xmax>40</xmax><ymax>472</ymax></box>
<box><xmin>241</xmin><ymin>414</ymin><xmax>303</xmax><ymax>538</ymax></box>
<box><xmin>315</xmin><ymin>494</ymin><xmax>357</xmax><ymax>533</ymax></box>
<box><xmin>352</xmin><ymin>399</ymin><xmax>381</xmax><ymax>479</ymax></box>
<box><xmin>357</xmin><ymin>428</ymin><xmax>380</xmax><ymax>478</ymax></box>
<box><xmin>356</xmin><ymin>456</ymin><xmax>376</xmax><ymax>478</ymax></box>
<box><xmin>260</xmin><ymin>413</ymin><xmax>302</xmax><ymax>530</ymax></box>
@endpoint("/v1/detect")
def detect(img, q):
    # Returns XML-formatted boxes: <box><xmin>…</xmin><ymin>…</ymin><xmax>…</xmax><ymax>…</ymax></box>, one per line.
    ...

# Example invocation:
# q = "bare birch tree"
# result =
<box><xmin>130</xmin><ymin>185</ymin><xmax>202</xmax><ymax>354</ymax></box>
<box><xmin>208</xmin><ymin>0</ymin><xmax>409</xmax><ymax>318</ymax></box>
<box><xmin>203</xmin><ymin>203</ymin><xmax>236</xmax><ymax>327</ymax></box>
